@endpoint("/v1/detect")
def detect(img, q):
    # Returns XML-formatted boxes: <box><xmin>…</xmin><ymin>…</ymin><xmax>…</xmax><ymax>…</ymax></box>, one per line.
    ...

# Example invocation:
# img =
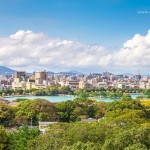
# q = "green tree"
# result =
<box><xmin>14</xmin><ymin>100</ymin><xmax>33</xmax><ymax>125</ymax></box>
<box><xmin>124</xmin><ymin>143</ymin><xmax>147</xmax><ymax>150</ymax></box>
<box><xmin>32</xmin><ymin>99</ymin><xmax>56</xmax><ymax>121</ymax></box>
<box><xmin>14</xmin><ymin>99</ymin><xmax>57</xmax><ymax>125</ymax></box>
<box><xmin>0</xmin><ymin>101</ymin><xmax>14</xmax><ymax>126</ymax></box>
<box><xmin>144</xmin><ymin>89</ymin><xmax>150</xmax><ymax>95</ymax></box>
<box><xmin>95</xmin><ymin>102</ymin><xmax>106</xmax><ymax>118</ymax></box>
<box><xmin>8</xmin><ymin>125</ymin><xmax>39</xmax><ymax>150</ymax></box>
<box><xmin>61</xmin><ymin>141</ymin><xmax>100</xmax><ymax>150</ymax></box>
<box><xmin>72</xmin><ymin>107</ymin><xmax>88</xmax><ymax>120</ymax></box>
<box><xmin>2</xmin><ymin>93</ymin><xmax>6</xmax><ymax>97</ymax></box>
<box><xmin>56</xmin><ymin>100</ymin><xmax>76</xmax><ymax>122</ymax></box>
<box><xmin>102</xmin><ymin>126</ymin><xmax>150</xmax><ymax>150</ymax></box>
<box><xmin>60</xmin><ymin>86</ymin><xmax>73</xmax><ymax>95</ymax></box>
<box><xmin>0</xmin><ymin>126</ymin><xmax>9</xmax><ymax>150</ymax></box>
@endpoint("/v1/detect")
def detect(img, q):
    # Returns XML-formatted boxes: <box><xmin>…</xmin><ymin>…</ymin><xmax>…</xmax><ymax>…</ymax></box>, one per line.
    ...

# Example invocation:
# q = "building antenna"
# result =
<box><xmin>137</xmin><ymin>61</ymin><xmax>143</xmax><ymax>81</ymax></box>
<box><xmin>138</xmin><ymin>61</ymin><xmax>143</xmax><ymax>76</ymax></box>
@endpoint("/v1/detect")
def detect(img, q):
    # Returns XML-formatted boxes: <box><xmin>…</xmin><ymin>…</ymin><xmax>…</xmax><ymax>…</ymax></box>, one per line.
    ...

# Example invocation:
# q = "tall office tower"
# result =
<box><xmin>133</xmin><ymin>74</ymin><xmax>141</xmax><ymax>81</ymax></box>
<box><xmin>14</xmin><ymin>71</ymin><xmax>26</xmax><ymax>81</ymax></box>
<box><xmin>12</xmin><ymin>71</ymin><xmax>26</xmax><ymax>89</ymax></box>
<box><xmin>35</xmin><ymin>71</ymin><xmax>48</xmax><ymax>87</ymax></box>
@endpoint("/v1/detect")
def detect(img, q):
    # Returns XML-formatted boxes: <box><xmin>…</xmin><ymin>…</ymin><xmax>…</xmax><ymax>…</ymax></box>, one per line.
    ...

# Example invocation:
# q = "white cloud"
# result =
<box><xmin>0</xmin><ymin>30</ymin><xmax>109</xmax><ymax>72</ymax></box>
<box><xmin>111</xmin><ymin>30</ymin><xmax>150</xmax><ymax>68</ymax></box>
<box><xmin>0</xmin><ymin>30</ymin><xmax>150</xmax><ymax>73</ymax></box>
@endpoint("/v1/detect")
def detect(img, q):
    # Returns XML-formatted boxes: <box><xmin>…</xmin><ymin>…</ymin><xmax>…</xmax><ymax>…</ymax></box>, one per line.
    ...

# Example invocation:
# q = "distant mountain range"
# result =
<box><xmin>0</xmin><ymin>66</ymin><xmax>15</xmax><ymax>75</ymax></box>
<box><xmin>57</xmin><ymin>70</ymin><xmax>84</xmax><ymax>75</ymax></box>
<box><xmin>122</xmin><ymin>73</ymin><xmax>133</xmax><ymax>76</ymax></box>
<box><xmin>0</xmin><ymin>66</ymin><xmax>143</xmax><ymax>76</ymax></box>
<box><xmin>47</xmin><ymin>71</ymin><xmax>55</xmax><ymax>74</ymax></box>
<box><xmin>48</xmin><ymin>70</ymin><xmax>84</xmax><ymax>75</ymax></box>
<box><xmin>0</xmin><ymin>66</ymin><xmax>84</xmax><ymax>75</ymax></box>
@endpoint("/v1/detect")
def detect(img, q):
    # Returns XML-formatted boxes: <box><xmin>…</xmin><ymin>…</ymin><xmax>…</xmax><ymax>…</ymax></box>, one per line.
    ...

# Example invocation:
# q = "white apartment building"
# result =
<box><xmin>0</xmin><ymin>84</ymin><xmax>3</xmax><ymax>90</ymax></box>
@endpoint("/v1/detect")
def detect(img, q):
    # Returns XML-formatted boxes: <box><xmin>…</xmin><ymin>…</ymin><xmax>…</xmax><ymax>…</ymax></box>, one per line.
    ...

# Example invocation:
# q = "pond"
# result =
<box><xmin>3</xmin><ymin>93</ymin><xmax>141</xmax><ymax>103</ymax></box>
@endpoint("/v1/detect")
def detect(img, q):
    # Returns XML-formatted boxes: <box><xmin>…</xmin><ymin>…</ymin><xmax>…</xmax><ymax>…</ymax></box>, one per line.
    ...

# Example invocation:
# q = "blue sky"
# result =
<box><xmin>0</xmin><ymin>0</ymin><xmax>150</xmax><ymax>47</ymax></box>
<box><xmin>0</xmin><ymin>0</ymin><xmax>150</xmax><ymax>73</ymax></box>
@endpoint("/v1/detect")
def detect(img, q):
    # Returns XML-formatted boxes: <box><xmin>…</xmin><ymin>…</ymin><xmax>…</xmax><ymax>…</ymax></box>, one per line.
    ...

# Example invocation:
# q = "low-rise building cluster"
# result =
<box><xmin>0</xmin><ymin>70</ymin><xmax>150</xmax><ymax>90</ymax></box>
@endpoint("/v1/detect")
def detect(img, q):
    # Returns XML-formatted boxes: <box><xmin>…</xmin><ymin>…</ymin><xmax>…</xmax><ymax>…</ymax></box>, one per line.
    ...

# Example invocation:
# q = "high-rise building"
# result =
<box><xmin>14</xmin><ymin>71</ymin><xmax>26</xmax><ymax>81</ymax></box>
<box><xmin>133</xmin><ymin>74</ymin><xmax>141</xmax><ymax>81</ymax></box>
<box><xmin>35</xmin><ymin>71</ymin><xmax>48</xmax><ymax>87</ymax></box>
<box><xmin>12</xmin><ymin>71</ymin><xmax>27</xmax><ymax>89</ymax></box>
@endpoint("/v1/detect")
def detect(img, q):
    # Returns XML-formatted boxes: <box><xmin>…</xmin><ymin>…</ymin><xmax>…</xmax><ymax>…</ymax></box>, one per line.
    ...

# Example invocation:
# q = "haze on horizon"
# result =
<box><xmin>0</xmin><ymin>0</ymin><xmax>150</xmax><ymax>74</ymax></box>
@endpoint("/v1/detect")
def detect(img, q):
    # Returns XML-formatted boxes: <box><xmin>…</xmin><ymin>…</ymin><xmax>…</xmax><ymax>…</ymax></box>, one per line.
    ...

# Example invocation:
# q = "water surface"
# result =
<box><xmin>3</xmin><ymin>93</ymin><xmax>141</xmax><ymax>102</ymax></box>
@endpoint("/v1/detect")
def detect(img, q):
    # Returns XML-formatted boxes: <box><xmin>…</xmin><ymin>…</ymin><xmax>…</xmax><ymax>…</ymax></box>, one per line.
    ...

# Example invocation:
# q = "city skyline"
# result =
<box><xmin>0</xmin><ymin>0</ymin><xmax>150</xmax><ymax>74</ymax></box>
<box><xmin>0</xmin><ymin>65</ymin><xmax>145</xmax><ymax>76</ymax></box>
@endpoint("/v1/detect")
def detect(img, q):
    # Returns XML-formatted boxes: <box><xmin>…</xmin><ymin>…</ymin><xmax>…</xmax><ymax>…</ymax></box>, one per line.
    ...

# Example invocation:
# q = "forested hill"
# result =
<box><xmin>0</xmin><ymin>66</ymin><xmax>15</xmax><ymax>75</ymax></box>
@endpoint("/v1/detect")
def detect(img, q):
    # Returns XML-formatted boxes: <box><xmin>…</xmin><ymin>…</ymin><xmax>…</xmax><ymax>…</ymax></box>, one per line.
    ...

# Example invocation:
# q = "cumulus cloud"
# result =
<box><xmin>111</xmin><ymin>30</ymin><xmax>150</xmax><ymax>67</ymax></box>
<box><xmin>0</xmin><ymin>30</ymin><xmax>150</xmax><ymax>73</ymax></box>
<box><xmin>0</xmin><ymin>30</ymin><xmax>109</xmax><ymax>72</ymax></box>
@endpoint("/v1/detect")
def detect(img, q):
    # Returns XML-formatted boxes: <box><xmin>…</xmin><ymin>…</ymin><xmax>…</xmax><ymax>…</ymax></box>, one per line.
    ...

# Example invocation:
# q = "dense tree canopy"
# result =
<box><xmin>1</xmin><ymin>91</ymin><xmax>150</xmax><ymax>150</ymax></box>
<box><xmin>0</xmin><ymin>125</ymin><xmax>9</xmax><ymax>150</ymax></box>
<box><xmin>14</xmin><ymin>99</ymin><xmax>57</xmax><ymax>125</ymax></box>
<box><xmin>0</xmin><ymin>101</ymin><xmax>14</xmax><ymax>126</ymax></box>
<box><xmin>8</xmin><ymin>125</ymin><xmax>39</xmax><ymax>150</ymax></box>
<box><xmin>25</xmin><ymin>121</ymin><xmax>150</xmax><ymax>150</ymax></box>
